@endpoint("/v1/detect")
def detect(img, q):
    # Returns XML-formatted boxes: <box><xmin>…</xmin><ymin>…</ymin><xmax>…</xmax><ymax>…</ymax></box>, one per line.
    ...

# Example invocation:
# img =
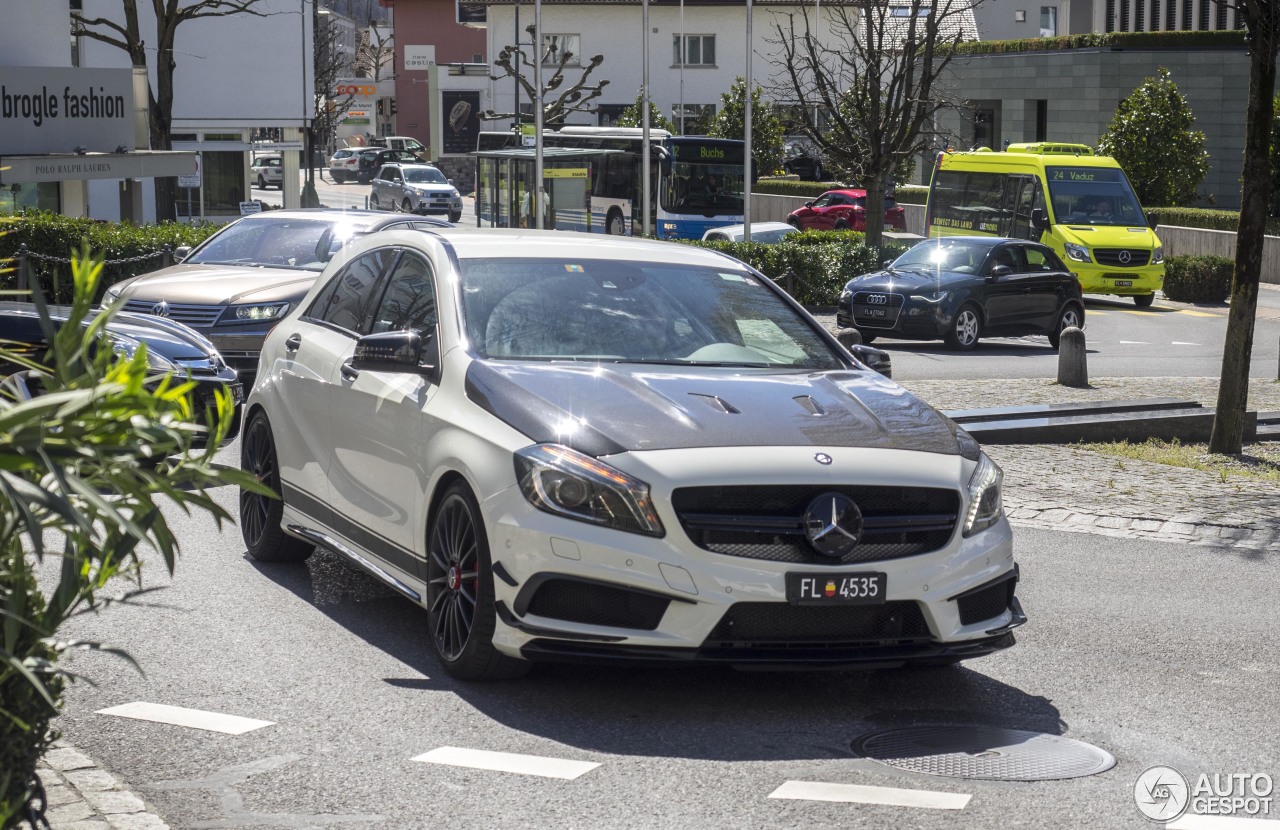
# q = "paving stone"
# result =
<box><xmin>59</xmin><ymin>822</ymin><xmax>111</xmax><ymax>830</ymax></box>
<box><xmin>84</xmin><ymin>790</ymin><xmax>145</xmax><ymax>816</ymax></box>
<box><xmin>44</xmin><ymin>748</ymin><xmax>97</xmax><ymax>772</ymax></box>
<box><xmin>46</xmin><ymin>802</ymin><xmax>95</xmax><ymax>824</ymax></box>
<box><xmin>1161</xmin><ymin>521</ymin><xmax>1197</xmax><ymax>535</ymax></box>
<box><xmin>106</xmin><ymin>812</ymin><xmax>169</xmax><ymax>830</ymax></box>
<box><xmin>43</xmin><ymin>784</ymin><xmax>80</xmax><ymax>807</ymax></box>
<box><xmin>63</xmin><ymin>770</ymin><xmax>119</xmax><ymax>793</ymax></box>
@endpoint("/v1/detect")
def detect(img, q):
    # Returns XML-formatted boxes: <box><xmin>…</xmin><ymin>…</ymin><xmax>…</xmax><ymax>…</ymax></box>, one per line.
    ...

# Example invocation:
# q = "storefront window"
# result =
<box><xmin>202</xmin><ymin>150</ymin><xmax>247</xmax><ymax>215</ymax></box>
<box><xmin>0</xmin><ymin>183</ymin><xmax>60</xmax><ymax>216</ymax></box>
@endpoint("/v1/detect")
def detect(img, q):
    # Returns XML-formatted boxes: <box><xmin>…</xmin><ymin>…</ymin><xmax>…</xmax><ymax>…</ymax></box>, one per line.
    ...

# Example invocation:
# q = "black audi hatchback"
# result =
<box><xmin>836</xmin><ymin>236</ymin><xmax>1085</xmax><ymax>350</ymax></box>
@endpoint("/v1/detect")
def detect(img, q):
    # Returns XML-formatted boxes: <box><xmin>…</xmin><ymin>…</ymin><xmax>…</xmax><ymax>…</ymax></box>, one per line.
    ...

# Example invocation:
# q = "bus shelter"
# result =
<box><xmin>473</xmin><ymin>147</ymin><xmax>622</xmax><ymax>232</ymax></box>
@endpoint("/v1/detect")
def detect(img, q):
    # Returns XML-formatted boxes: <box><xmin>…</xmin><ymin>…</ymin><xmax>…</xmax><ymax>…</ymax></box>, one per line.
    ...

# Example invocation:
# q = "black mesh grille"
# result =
<box><xmin>1094</xmin><ymin>248</ymin><xmax>1151</xmax><ymax>267</ymax></box>
<box><xmin>525</xmin><ymin>579</ymin><xmax>669</xmax><ymax>631</ymax></box>
<box><xmin>704</xmin><ymin>601</ymin><xmax>930</xmax><ymax>646</ymax></box>
<box><xmin>672</xmin><ymin>485</ymin><xmax>959</xmax><ymax>564</ymax></box>
<box><xmin>956</xmin><ymin>577</ymin><xmax>1016</xmax><ymax>626</ymax></box>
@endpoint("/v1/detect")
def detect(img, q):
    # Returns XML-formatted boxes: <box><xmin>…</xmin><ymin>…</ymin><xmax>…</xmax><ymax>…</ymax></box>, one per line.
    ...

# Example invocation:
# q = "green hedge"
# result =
<box><xmin>681</xmin><ymin>229</ymin><xmax>907</xmax><ymax>306</ymax></box>
<box><xmin>1147</xmin><ymin>207</ymin><xmax>1280</xmax><ymax>236</ymax></box>
<box><xmin>1163</xmin><ymin>254</ymin><xmax>1233</xmax><ymax>303</ymax></box>
<box><xmin>0</xmin><ymin>211</ymin><xmax>220</xmax><ymax>302</ymax></box>
<box><xmin>947</xmin><ymin>29</ymin><xmax>1246</xmax><ymax>56</ymax></box>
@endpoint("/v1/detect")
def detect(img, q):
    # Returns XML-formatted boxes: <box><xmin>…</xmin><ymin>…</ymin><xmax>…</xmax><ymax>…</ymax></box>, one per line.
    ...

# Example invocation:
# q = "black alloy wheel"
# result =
<box><xmin>426</xmin><ymin>483</ymin><xmax>528</xmax><ymax>680</ymax></box>
<box><xmin>1049</xmin><ymin>305</ymin><xmax>1083</xmax><ymax>350</ymax></box>
<box><xmin>239</xmin><ymin>411</ymin><xmax>313</xmax><ymax>563</ymax></box>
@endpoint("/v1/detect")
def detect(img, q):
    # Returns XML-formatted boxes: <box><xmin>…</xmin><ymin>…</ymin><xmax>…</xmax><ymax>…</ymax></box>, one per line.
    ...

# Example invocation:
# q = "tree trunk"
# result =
<box><xmin>864</xmin><ymin>173</ymin><xmax>886</xmax><ymax>249</ymax></box>
<box><xmin>151</xmin><ymin>20</ymin><xmax>179</xmax><ymax>223</ymax></box>
<box><xmin>1209</xmin><ymin>24</ymin><xmax>1277</xmax><ymax>454</ymax></box>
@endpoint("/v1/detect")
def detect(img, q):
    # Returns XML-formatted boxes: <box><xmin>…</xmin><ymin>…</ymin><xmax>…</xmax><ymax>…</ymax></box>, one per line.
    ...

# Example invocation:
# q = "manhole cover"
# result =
<box><xmin>851</xmin><ymin>726</ymin><xmax>1115</xmax><ymax>781</ymax></box>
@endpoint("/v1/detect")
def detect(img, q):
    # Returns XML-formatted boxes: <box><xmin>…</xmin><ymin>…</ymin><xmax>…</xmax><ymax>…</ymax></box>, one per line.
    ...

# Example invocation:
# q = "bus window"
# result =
<box><xmin>1044</xmin><ymin>166</ymin><xmax>1144</xmax><ymax>226</ymax></box>
<box><xmin>929</xmin><ymin>170</ymin><xmax>1007</xmax><ymax>235</ymax></box>
<box><xmin>1004</xmin><ymin>175</ymin><xmax>1037</xmax><ymax>240</ymax></box>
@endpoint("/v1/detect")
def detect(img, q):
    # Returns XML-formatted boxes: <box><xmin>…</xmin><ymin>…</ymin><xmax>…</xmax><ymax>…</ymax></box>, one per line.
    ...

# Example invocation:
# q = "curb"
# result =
<box><xmin>29</xmin><ymin>742</ymin><xmax>167</xmax><ymax>830</ymax></box>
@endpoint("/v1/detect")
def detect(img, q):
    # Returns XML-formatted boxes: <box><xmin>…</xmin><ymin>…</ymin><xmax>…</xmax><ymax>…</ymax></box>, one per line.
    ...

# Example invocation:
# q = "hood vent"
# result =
<box><xmin>793</xmin><ymin>395</ymin><xmax>827</xmax><ymax>416</ymax></box>
<box><xmin>688</xmin><ymin>393</ymin><xmax>740</xmax><ymax>414</ymax></box>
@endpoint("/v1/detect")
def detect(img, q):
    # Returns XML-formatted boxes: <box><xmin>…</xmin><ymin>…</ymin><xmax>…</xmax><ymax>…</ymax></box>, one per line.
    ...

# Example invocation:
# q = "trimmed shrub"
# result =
<box><xmin>1163</xmin><ymin>254</ymin><xmax>1233</xmax><ymax>303</ymax></box>
<box><xmin>0</xmin><ymin>211</ymin><xmax>220</xmax><ymax>302</ymax></box>
<box><xmin>946</xmin><ymin>29</ymin><xmax>1245</xmax><ymax>56</ymax></box>
<box><xmin>683</xmin><ymin>230</ymin><xmax>907</xmax><ymax>306</ymax></box>
<box><xmin>1147</xmin><ymin>207</ymin><xmax>1280</xmax><ymax>236</ymax></box>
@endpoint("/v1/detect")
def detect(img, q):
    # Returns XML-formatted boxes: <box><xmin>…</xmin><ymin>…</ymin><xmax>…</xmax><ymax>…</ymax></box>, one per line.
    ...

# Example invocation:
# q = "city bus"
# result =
<box><xmin>925</xmin><ymin>143</ymin><xmax>1164</xmax><ymax>306</ymax></box>
<box><xmin>474</xmin><ymin>127</ymin><xmax>748</xmax><ymax>239</ymax></box>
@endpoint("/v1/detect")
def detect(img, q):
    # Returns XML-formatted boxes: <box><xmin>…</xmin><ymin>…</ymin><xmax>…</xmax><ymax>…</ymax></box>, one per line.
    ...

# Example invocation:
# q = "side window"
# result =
<box><xmin>1023</xmin><ymin>247</ymin><xmax>1055</xmax><ymax>272</ymax></box>
<box><xmin>370</xmin><ymin>253</ymin><xmax>437</xmax><ymax>342</ymax></box>
<box><xmin>306</xmin><ymin>249</ymin><xmax>397</xmax><ymax>333</ymax></box>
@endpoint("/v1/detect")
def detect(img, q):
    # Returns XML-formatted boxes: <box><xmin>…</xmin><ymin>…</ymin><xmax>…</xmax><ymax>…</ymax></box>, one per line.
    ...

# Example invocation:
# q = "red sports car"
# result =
<box><xmin>786</xmin><ymin>189</ymin><xmax>907</xmax><ymax>232</ymax></box>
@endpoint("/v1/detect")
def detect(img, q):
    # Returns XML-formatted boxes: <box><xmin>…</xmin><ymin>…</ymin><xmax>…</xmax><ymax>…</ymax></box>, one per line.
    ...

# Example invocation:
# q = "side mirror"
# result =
<box><xmin>882</xmin><ymin>259</ymin><xmax>894</xmax><ymax>269</ymax></box>
<box><xmin>989</xmin><ymin>264</ymin><xmax>1013</xmax><ymax>278</ymax></box>
<box><xmin>448</xmin><ymin>178</ymin><xmax>456</xmax><ymax>186</ymax></box>
<box><xmin>1031</xmin><ymin>208</ymin><xmax>1050</xmax><ymax>232</ymax></box>
<box><xmin>173</xmin><ymin>246</ymin><xmax>192</xmax><ymax>263</ymax></box>
<box><xmin>803</xmin><ymin>201</ymin><xmax>814</xmax><ymax>208</ymax></box>
<box><xmin>315</xmin><ymin>228</ymin><xmax>337</xmax><ymax>263</ymax></box>
<box><xmin>351</xmin><ymin>329</ymin><xmax>439</xmax><ymax>378</ymax></box>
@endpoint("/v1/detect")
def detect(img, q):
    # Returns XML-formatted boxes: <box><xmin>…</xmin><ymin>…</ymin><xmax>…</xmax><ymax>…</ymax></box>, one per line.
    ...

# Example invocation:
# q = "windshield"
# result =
<box><xmin>891</xmin><ymin>238</ymin><xmax>991</xmax><ymax>273</ymax></box>
<box><xmin>662</xmin><ymin>162</ymin><xmax>746</xmax><ymax>216</ymax></box>
<box><xmin>460</xmin><ymin>257</ymin><xmax>843</xmax><ymax>369</ymax></box>
<box><xmin>404</xmin><ymin>168</ymin><xmax>448</xmax><ymax>185</ymax></box>
<box><xmin>187</xmin><ymin>217</ymin><xmax>372</xmax><ymax>271</ymax></box>
<box><xmin>1045</xmin><ymin>166</ymin><xmax>1146</xmax><ymax>226</ymax></box>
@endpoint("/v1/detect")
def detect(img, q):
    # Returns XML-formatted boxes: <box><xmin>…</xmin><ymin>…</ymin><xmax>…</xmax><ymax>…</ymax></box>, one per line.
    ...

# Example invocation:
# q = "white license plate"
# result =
<box><xmin>859</xmin><ymin>307</ymin><xmax>887</xmax><ymax>318</ymax></box>
<box><xmin>1113</xmin><ymin>280</ymin><xmax>1133</xmax><ymax>287</ymax></box>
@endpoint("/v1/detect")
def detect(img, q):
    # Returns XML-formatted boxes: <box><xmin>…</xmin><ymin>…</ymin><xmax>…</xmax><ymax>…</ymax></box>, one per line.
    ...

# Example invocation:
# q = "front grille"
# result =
<box><xmin>955</xmin><ymin>575</ymin><xmax>1016</xmax><ymax>626</ymax></box>
<box><xmin>851</xmin><ymin>291</ymin><xmax>904</xmax><ymax>329</ymax></box>
<box><xmin>672</xmin><ymin>485</ymin><xmax>959</xmax><ymax>564</ymax></box>
<box><xmin>703</xmin><ymin>601</ymin><xmax>931</xmax><ymax>646</ymax></box>
<box><xmin>1093</xmin><ymin>248</ymin><xmax>1151</xmax><ymax>267</ymax></box>
<box><xmin>525</xmin><ymin>578</ymin><xmax>669</xmax><ymax>630</ymax></box>
<box><xmin>121</xmin><ymin>299</ymin><xmax>223</xmax><ymax>327</ymax></box>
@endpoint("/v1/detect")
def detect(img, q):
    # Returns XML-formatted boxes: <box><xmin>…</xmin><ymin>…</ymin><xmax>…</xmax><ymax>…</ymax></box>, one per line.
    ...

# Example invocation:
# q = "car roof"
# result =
<box><xmin>383</xmin><ymin>162</ymin><xmax>440</xmax><ymax>170</ymax></box>
<box><xmin>824</xmin><ymin>188</ymin><xmax>868</xmax><ymax>197</ymax></box>
<box><xmin>703</xmin><ymin>221</ymin><xmax>796</xmax><ymax>238</ymax></box>
<box><xmin>416</xmin><ymin>228</ymin><xmax>758</xmax><ymax>268</ymax></box>
<box><xmin>220</xmin><ymin>208</ymin><xmax>437</xmax><ymax>232</ymax></box>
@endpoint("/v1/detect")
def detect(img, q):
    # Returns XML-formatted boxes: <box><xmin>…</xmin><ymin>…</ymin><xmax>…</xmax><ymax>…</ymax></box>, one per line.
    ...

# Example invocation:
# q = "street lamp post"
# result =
<box><xmin>743</xmin><ymin>0</ymin><xmax>752</xmax><ymax>242</ymax></box>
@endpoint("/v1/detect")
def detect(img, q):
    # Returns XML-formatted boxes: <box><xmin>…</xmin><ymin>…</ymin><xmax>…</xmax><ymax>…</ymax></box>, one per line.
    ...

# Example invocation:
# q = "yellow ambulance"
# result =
<box><xmin>925</xmin><ymin>143</ymin><xmax>1164</xmax><ymax>306</ymax></box>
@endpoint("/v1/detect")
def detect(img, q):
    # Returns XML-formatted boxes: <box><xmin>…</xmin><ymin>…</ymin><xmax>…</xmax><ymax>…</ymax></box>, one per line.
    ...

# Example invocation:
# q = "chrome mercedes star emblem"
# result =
<box><xmin>814</xmin><ymin>452</ymin><xmax>833</xmax><ymax>465</ymax></box>
<box><xmin>151</xmin><ymin>300</ymin><xmax>170</xmax><ymax>318</ymax></box>
<box><xmin>803</xmin><ymin>492</ymin><xmax>864</xmax><ymax>558</ymax></box>
<box><xmin>1118</xmin><ymin>250</ymin><xmax>1132</xmax><ymax>264</ymax></box>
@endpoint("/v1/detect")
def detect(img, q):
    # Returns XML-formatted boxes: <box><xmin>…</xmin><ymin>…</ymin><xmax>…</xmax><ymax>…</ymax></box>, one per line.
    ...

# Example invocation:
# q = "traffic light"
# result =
<box><xmin>390</xmin><ymin>99</ymin><xmax>397</xmax><ymax>116</ymax></box>
<box><xmin>376</xmin><ymin>99</ymin><xmax>386</xmax><ymax>116</ymax></box>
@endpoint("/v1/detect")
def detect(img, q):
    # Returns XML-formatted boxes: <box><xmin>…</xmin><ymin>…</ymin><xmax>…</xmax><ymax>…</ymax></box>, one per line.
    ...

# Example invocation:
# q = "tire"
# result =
<box><xmin>257</xmin><ymin>174</ymin><xmax>267</xmax><ymax>190</ymax></box>
<box><xmin>369</xmin><ymin>193</ymin><xmax>381</xmax><ymax>210</ymax></box>
<box><xmin>332</xmin><ymin>172</ymin><xmax>345</xmax><ymax>184</ymax></box>
<box><xmin>402</xmin><ymin>197</ymin><xmax>414</xmax><ymax>213</ymax></box>
<box><xmin>945</xmin><ymin>303</ymin><xmax>982</xmax><ymax>350</ymax></box>
<box><xmin>426</xmin><ymin>483</ymin><xmax>529</xmax><ymax>680</ymax></box>
<box><xmin>833</xmin><ymin>220</ymin><xmax>851</xmax><ymax>231</ymax></box>
<box><xmin>448</xmin><ymin>211</ymin><xmax>462</xmax><ymax>223</ymax></box>
<box><xmin>1048</xmin><ymin>304</ymin><xmax>1083</xmax><ymax>350</ymax></box>
<box><xmin>239</xmin><ymin>411</ymin><xmax>314</xmax><ymax>563</ymax></box>
<box><xmin>786</xmin><ymin>217</ymin><xmax>802</xmax><ymax>231</ymax></box>
<box><xmin>1134</xmin><ymin>293</ymin><xmax>1155</xmax><ymax>308</ymax></box>
<box><xmin>606</xmin><ymin>209</ymin><xmax>626</xmax><ymax>236</ymax></box>
<box><xmin>814</xmin><ymin>163</ymin><xmax>825</xmax><ymax>181</ymax></box>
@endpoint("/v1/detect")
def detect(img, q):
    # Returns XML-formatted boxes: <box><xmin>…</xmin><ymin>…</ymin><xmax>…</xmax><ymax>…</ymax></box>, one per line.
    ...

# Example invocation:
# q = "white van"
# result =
<box><xmin>369</xmin><ymin>135</ymin><xmax>427</xmax><ymax>157</ymax></box>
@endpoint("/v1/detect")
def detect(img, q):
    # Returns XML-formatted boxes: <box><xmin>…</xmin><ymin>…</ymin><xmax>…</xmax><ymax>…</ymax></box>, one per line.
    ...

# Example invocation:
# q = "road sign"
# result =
<box><xmin>178</xmin><ymin>152</ymin><xmax>202</xmax><ymax>189</ymax></box>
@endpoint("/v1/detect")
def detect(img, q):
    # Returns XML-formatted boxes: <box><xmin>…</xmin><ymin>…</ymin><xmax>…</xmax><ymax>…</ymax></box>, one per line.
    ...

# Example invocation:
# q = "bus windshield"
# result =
<box><xmin>662</xmin><ymin>163</ymin><xmax>745</xmax><ymax>215</ymax></box>
<box><xmin>1045</xmin><ymin>167</ymin><xmax>1145</xmax><ymax>226</ymax></box>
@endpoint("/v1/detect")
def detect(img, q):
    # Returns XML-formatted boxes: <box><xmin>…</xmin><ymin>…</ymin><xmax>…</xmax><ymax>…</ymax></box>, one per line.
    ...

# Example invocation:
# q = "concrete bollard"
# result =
<box><xmin>835</xmin><ymin>328</ymin><xmax>863</xmax><ymax>351</ymax></box>
<box><xmin>1057</xmin><ymin>326</ymin><xmax>1088</xmax><ymax>388</ymax></box>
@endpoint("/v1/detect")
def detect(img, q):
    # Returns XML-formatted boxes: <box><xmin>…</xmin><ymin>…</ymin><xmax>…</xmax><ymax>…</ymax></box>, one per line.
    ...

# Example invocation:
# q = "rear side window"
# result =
<box><xmin>370</xmin><ymin>254</ymin><xmax>436</xmax><ymax>342</ymax></box>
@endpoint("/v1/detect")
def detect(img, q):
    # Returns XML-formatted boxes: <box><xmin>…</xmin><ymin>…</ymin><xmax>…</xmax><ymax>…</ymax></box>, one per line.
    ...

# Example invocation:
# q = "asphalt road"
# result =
<box><xmin>51</xmin><ymin>473</ymin><xmax>1280</xmax><ymax>830</ymax></box>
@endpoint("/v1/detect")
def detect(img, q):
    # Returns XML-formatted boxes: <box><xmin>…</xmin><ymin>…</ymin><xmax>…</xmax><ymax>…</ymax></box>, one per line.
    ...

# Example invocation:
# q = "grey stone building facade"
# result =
<box><xmin>928</xmin><ymin>44</ymin><xmax>1249</xmax><ymax>208</ymax></box>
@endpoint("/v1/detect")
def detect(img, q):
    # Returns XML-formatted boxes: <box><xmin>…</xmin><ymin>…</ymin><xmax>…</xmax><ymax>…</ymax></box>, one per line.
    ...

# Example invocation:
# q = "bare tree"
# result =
<box><xmin>73</xmin><ymin>0</ymin><xmax>271</xmax><ymax>221</ymax></box>
<box><xmin>313</xmin><ymin>12</ymin><xmax>357</xmax><ymax>165</ymax></box>
<box><xmin>481</xmin><ymin>25</ymin><xmax>609</xmax><ymax>127</ymax></box>
<box><xmin>354</xmin><ymin>21</ymin><xmax>394</xmax><ymax>81</ymax></box>
<box><xmin>766</xmin><ymin>0</ymin><xmax>975</xmax><ymax>246</ymax></box>
<box><xmin>1210</xmin><ymin>0</ymin><xmax>1280</xmax><ymax>454</ymax></box>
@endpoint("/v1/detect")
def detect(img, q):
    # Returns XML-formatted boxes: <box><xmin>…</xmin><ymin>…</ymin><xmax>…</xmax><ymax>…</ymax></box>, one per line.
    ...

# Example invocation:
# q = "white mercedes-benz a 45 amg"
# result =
<box><xmin>239</xmin><ymin>228</ymin><xmax>1024</xmax><ymax>680</ymax></box>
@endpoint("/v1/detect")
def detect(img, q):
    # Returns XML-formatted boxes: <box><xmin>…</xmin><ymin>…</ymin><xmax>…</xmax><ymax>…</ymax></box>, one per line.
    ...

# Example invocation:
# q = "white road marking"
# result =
<box><xmin>96</xmin><ymin>702</ymin><xmax>274</xmax><ymax>735</ymax></box>
<box><xmin>1172</xmin><ymin>341</ymin><xmax>1201</xmax><ymax>346</ymax></box>
<box><xmin>1168</xmin><ymin>815</ymin><xmax>1280</xmax><ymax>828</ymax></box>
<box><xmin>411</xmin><ymin>747</ymin><xmax>600</xmax><ymax>780</ymax></box>
<box><xmin>767</xmin><ymin>780</ymin><xmax>971</xmax><ymax>810</ymax></box>
<box><xmin>1119</xmin><ymin>340</ymin><xmax>1151</xmax><ymax>344</ymax></box>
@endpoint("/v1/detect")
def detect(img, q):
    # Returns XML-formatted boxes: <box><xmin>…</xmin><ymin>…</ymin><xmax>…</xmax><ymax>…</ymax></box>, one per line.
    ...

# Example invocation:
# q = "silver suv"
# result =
<box><xmin>370</xmin><ymin>163</ymin><xmax>463</xmax><ymax>221</ymax></box>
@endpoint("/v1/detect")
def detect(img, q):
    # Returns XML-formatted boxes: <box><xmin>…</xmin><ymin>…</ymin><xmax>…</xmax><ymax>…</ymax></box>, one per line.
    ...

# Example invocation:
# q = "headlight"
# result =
<box><xmin>963</xmin><ymin>452</ymin><xmax>1003</xmax><ymax>537</ymax></box>
<box><xmin>1064</xmin><ymin>242</ymin><xmax>1092</xmax><ymax>263</ymax></box>
<box><xmin>107</xmin><ymin>335</ymin><xmax>178</xmax><ymax>372</ymax></box>
<box><xmin>515</xmin><ymin>444</ymin><xmax>664</xmax><ymax>537</ymax></box>
<box><xmin>909</xmin><ymin>290</ymin><xmax>949</xmax><ymax>303</ymax></box>
<box><xmin>1152</xmin><ymin>245</ymin><xmax>1164</xmax><ymax>264</ymax></box>
<box><xmin>228</xmin><ymin>303</ymin><xmax>290</xmax><ymax>322</ymax></box>
<box><xmin>101</xmin><ymin>286</ymin><xmax>123</xmax><ymax>308</ymax></box>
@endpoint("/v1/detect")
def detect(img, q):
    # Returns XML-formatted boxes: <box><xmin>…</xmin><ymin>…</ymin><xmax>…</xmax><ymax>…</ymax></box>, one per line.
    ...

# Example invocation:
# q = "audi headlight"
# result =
<box><xmin>963</xmin><ymin>452</ymin><xmax>1003</xmax><ymax>537</ymax></box>
<box><xmin>1064</xmin><ymin>242</ymin><xmax>1092</xmax><ymax>263</ymax></box>
<box><xmin>515</xmin><ymin>444</ymin><xmax>664</xmax><ymax>537</ymax></box>
<box><xmin>227</xmin><ymin>303</ymin><xmax>290</xmax><ymax>323</ymax></box>
<box><xmin>1152</xmin><ymin>245</ymin><xmax>1164</xmax><ymax>264</ymax></box>
<box><xmin>909</xmin><ymin>290</ymin><xmax>950</xmax><ymax>303</ymax></box>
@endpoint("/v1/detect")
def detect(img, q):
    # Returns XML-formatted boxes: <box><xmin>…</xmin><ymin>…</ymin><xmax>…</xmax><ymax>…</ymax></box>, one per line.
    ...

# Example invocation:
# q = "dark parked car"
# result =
<box><xmin>0</xmin><ymin>301</ymin><xmax>243</xmax><ymax>441</ymax></box>
<box><xmin>786</xmin><ymin>189</ymin><xmax>907</xmax><ymax>233</ymax></box>
<box><xmin>836</xmin><ymin>236</ymin><xmax>1085</xmax><ymax>350</ymax></box>
<box><xmin>781</xmin><ymin>137</ymin><xmax>825</xmax><ymax>181</ymax></box>
<box><xmin>355</xmin><ymin>148</ymin><xmax>422</xmax><ymax>183</ymax></box>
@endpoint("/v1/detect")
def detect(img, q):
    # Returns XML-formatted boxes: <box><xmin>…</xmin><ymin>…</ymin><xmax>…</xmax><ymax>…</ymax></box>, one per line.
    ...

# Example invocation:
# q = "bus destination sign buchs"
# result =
<box><xmin>673</xmin><ymin>141</ymin><xmax>745</xmax><ymax>166</ymax></box>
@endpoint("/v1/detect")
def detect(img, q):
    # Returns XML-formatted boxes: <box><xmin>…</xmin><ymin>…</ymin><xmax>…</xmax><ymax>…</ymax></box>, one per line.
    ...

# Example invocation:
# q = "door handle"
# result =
<box><xmin>284</xmin><ymin>333</ymin><xmax>302</xmax><ymax>352</ymax></box>
<box><xmin>340</xmin><ymin>362</ymin><xmax>360</xmax><ymax>382</ymax></box>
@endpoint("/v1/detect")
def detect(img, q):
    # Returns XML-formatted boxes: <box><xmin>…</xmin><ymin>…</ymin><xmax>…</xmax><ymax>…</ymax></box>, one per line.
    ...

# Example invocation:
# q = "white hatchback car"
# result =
<box><xmin>240</xmin><ymin>229</ymin><xmax>1023</xmax><ymax>680</ymax></box>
